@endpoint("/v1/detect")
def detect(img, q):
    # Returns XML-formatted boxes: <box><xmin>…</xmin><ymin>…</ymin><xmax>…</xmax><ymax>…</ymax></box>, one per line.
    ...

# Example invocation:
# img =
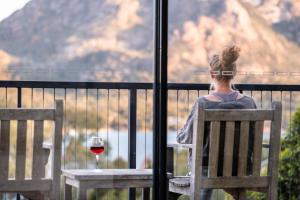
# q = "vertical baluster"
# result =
<box><xmin>96</xmin><ymin>89</ymin><xmax>99</xmax><ymax>200</ymax></box>
<box><xmin>96</xmin><ymin>89</ymin><xmax>99</xmax><ymax>137</ymax></box>
<box><xmin>270</xmin><ymin>91</ymin><xmax>273</xmax><ymax>105</ymax></box>
<box><xmin>186</xmin><ymin>90</ymin><xmax>190</xmax><ymax>173</ymax></box>
<box><xmin>5</xmin><ymin>87</ymin><xmax>7</xmax><ymax>108</ymax></box>
<box><xmin>85</xmin><ymin>89</ymin><xmax>88</xmax><ymax>168</ymax></box>
<box><xmin>187</xmin><ymin>90</ymin><xmax>190</xmax><ymax>110</ymax></box>
<box><xmin>128</xmin><ymin>89</ymin><xmax>137</xmax><ymax>200</ymax></box>
<box><xmin>17</xmin><ymin>87</ymin><xmax>22</xmax><ymax>108</ymax></box>
<box><xmin>106</xmin><ymin>89</ymin><xmax>110</xmax><ymax>168</ymax></box>
<box><xmin>118</xmin><ymin>89</ymin><xmax>121</xmax><ymax>168</ymax></box>
<box><xmin>144</xmin><ymin>89</ymin><xmax>147</xmax><ymax>168</ymax></box>
<box><xmin>74</xmin><ymin>89</ymin><xmax>77</xmax><ymax>169</ymax></box>
<box><xmin>176</xmin><ymin>90</ymin><xmax>179</xmax><ymax>174</ymax></box>
<box><xmin>63</xmin><ymin>88</ymin><xmax>66</xmax><ymax>169</ymax></box>
<box><xmin>289</xmin><ymin>92</ymin><xmax>292</xmax><ymax>199</ymax></box>
<box><xmin>279</xmin><ymin>90</ymin><xmax>282</xmax><ymax>197</ymax></box>
<box><xmin>260</xmin><ymin>90</ymin><xmax>263</xmax><ymax>109</ymax></box>
<box><xmin>42</xmin><ymin>88</ymin><xmax>45</xmax><ymax>108</ymax></box>
<box><xmin>53</xmin><ymin>88</ymin><xmax>56</xmax><ymax>103</ymax></box>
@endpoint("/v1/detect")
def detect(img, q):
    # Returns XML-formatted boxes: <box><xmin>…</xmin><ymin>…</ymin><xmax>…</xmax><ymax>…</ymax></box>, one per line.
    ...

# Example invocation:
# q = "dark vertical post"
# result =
<box><xmin>17</xmin><ymin>87</ymin><xmax>22</xmax><ymax>108</ymax></box>
<box><xmin>153</xmin><ymin>0</ymin><xmax>168</xmax><ymax>198</ymax></box>
<box><xmin>128</xmin><ymin>89</ymin><xmax>137</xmax><ymax>200</ymax></box>
<box><xmin>153</xmin><ymin>0</ymin><xmax>161</xmax><ymax>198</ymax></box>
<box><xmin>159</xmin><ymin>0</ymin><xmax>169</xmax><ymax>198</ymax></box>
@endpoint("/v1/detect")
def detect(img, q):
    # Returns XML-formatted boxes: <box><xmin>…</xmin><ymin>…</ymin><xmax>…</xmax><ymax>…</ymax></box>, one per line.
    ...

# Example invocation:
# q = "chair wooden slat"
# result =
<box><xmin>208</xmin><ymin>121</ymin><xmax>220</xmax><ymax>178</ymax></box>
<box><xmin>32</xmin><ymin>120</ymin><xmax>44</xmax><ymax>179</ymax></box>
<box><xmin>238</xmin><ymin>121</ymin><xmax>250</xmax><ymax>176</ymax></box>
<box><xmin>205</xmin><ymin>110</ymin><xmax>273</xmax><ymax>121</ymax></box>
<box><xmin>16</xmin><ymin>120</ymin><xmax>27</xmax><ymax>180</ymax></box>
<box><xmin>252</xmin><ymin>121</ymin><xmax>264</xmax><ymax>176</ymax></box>
<box><xmin>190</xmin><ymin>103</ymin><xmax>205</xmax><ymax>200</ymax></box>
<box><xmin>223</xmin><ymin>122</ymin><xmax>235</xmax><ymax>177</ymax></box>
<box><xmin>169</xmin><ymin>176</ymin><xmax>269</xmax><ymax>190</ymax></box>
<box><xmin>0</xmin><ymin>120</ymin><xmax>10</xmax><ymax>180</ymax></box>
<box><xmin>0</xmin><ymin>109</ymin><xmax>54</xmax><ymax>120</ymax></box>
<box><xmin>0</xmin><ymin>179</ymin><xmax>52</xmax><ymax>192</ymax></box>
<box><xmin>200</xmin><ymin>177</ymin><xmax>269</xmax><ymax>189</ymax></box>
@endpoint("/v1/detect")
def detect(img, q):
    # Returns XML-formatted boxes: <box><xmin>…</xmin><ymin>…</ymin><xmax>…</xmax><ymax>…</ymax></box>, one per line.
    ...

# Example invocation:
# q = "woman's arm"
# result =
<box><xmin>176</xmin><ymin>102</ymin><xmax>197</xmax><ymax>144</ymax></box>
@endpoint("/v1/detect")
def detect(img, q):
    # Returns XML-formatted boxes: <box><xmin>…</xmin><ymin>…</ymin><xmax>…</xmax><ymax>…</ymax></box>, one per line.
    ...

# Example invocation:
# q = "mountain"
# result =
<box><xmin>247</xmin><ymin>0</ymin><xmax>300</xmax><ymax>45</ymax></box>
<box><xmin>0</xmin><ymin>0</ymin><xmax>300</xmax><ymax>83</ymax></box>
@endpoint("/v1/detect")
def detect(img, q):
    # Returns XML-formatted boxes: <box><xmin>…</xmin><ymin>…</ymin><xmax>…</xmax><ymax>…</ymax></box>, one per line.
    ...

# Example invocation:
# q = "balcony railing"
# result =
<box><xmin>0</xmin><ymin>81</ymin><xmax>299</xmax><ymax>199</ymax></box>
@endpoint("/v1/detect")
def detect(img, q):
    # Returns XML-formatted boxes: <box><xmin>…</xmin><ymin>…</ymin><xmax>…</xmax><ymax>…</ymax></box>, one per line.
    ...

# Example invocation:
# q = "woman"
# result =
<box><xmin>177</xmin><ymin>45</ymin><xmax>257</xmax><ymax>199</ymax></box>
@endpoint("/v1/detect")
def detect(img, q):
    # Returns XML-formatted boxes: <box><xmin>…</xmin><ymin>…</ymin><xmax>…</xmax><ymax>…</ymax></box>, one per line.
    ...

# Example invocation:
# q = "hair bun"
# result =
<box><xmin>221</xmin><ymin>45</ymin><xmax>241</xmax><ymax>68</ymax></box>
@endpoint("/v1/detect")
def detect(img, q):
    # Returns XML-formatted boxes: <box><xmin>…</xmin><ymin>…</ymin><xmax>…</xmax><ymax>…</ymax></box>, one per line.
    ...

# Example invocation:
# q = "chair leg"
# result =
<box><xmin>237</xmin><ymin>189</ymin><xmax>246</xmax><ymax>200</ymax></box>
<box><xmin>142</xmin><ymin>188</ymin><xmax>150</xmax><ymax>200</ymax></box>
<box><xmin>65</xmin><ymin>183</ymin><xmax>72</xmax><ymax>200</ymax></box>
<box><xmin>168</xmin><ymin>192</ymin><xmax>180</xmax><ymax>200</ymax></box>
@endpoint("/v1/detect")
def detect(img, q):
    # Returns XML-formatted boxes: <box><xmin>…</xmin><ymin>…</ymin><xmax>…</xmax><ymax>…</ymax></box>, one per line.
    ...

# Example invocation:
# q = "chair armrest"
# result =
<box><xmin>167</xmin><ymin>143</ymin><xmax>193</xmax><ymax>149</ymax></box>
<box><xmin>43</xmin><ymin>142</ymin><xmax>53</xmax><ymax>150</ymax></box>
<box><xmin>42</xmin><ymin>142</ymin><xmax>52</xmax><ymax>166</ymax></box>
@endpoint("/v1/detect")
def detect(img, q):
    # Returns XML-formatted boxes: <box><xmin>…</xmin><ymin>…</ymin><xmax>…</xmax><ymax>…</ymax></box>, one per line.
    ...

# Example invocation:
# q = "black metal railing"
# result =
<box><xmin>1</xmin><ymin>81</ymin><xmax>299</xmax><ymax>199</ymax></box>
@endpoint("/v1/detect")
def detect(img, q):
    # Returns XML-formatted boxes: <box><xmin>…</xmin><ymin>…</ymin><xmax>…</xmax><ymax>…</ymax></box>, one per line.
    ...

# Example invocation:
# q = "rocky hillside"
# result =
<box><xmin>248</xmin><ymin>0</ymin><xmax>300</xmax><ymax>45</ymax></box>
<box><xmin>0</xmin><ymin>0</ymin><xmax>299</xmax><ymax>83</ymax></box>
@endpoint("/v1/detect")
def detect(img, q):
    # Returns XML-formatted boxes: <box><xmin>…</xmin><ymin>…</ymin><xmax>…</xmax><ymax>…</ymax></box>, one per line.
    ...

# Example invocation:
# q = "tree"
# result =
<box><xmin>278</xmin><ymin>107</ymin><xmax>300</xmax><ymax>200</ymax></box>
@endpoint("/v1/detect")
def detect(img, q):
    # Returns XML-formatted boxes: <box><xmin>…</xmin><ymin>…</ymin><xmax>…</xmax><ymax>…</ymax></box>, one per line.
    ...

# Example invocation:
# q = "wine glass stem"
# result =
<box><xmin>96</xmin><ymin>155</ymin><xmax>99</xmax><ymax>169</ymax></box>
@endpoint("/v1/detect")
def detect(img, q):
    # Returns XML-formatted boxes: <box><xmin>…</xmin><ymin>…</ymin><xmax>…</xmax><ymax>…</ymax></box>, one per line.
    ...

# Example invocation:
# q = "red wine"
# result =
<box><xmin>90</xmin><ymin>146</ymin><xmax>104</xmax><ymax>155</ymax></box>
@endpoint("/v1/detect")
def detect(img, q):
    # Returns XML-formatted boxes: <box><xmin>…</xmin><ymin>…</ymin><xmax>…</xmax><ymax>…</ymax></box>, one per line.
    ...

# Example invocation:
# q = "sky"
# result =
<box><xmin>0</xmin><ymin>0</ymin><xmax>31</xmax><ymax>22</ymax></box>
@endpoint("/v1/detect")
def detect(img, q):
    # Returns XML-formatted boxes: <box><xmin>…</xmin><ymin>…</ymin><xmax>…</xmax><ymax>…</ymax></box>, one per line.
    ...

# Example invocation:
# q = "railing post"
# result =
<box><xmin>17</xmin><ymin>87</ymin><xmax>21</xmax><ymax>200</ymax></box>
<box><xmin>128</xmin><ymin>89</ymin><xmax>137</xmax><ymax>200</ymax></box>
<box><xmin>17</xmin><ymin>87</ymin><xmax>22</xmax><ymax>108</ymax></box>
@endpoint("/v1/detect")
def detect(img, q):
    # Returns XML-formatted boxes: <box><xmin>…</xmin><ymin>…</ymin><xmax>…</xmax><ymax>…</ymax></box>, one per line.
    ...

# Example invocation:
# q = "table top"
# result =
<box><xmin>62</xmin><ymin>169</ymin><xmax>171</xmax><ymax>181</ymax></box>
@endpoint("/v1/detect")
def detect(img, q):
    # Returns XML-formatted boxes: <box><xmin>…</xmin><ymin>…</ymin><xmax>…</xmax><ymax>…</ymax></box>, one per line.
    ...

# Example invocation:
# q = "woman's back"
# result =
<box><xmin>177</xmin><ymin>91</ymin><xmax>257</xmax><ymax>176</ymax></box>
<box><xmin>200</xmin><ymin>91</ymin><xmax>256</xmax><ymax>109</ymax></box>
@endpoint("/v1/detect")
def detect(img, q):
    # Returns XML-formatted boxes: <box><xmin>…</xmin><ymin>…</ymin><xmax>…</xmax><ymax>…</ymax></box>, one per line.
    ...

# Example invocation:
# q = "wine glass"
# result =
<box><xmin>90</xmin><ymin>137</ymin><xmax>104</xmax><ymax>168</ymax></box>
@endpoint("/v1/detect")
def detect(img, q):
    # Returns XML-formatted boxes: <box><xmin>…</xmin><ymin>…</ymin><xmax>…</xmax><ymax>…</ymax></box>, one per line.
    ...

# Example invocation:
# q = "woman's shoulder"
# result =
<box><xmin>237</xmin><ymin>94</ymin><xmax>257</xmax><ymax>108</ymax></box>
<box><xmin>200</xmin><ymin>94</ymin><xmax>222</xmax><ymax>102</ymax></box>
<box><xmin>196</xmin><ymin>92</ymin><xmax>257</xmax><ymax>108</ymax></box>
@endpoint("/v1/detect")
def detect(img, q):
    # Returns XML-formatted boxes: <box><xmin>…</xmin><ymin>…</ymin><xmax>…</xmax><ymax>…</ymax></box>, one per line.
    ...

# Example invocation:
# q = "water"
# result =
<box><xmin>65</xmin><ymin>130</ymin><xmax>178</xmax><ymax>168</ymax></box>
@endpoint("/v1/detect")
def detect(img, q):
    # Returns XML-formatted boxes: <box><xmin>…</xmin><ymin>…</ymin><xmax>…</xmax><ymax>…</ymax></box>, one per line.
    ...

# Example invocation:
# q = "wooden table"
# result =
<box><xmin>62</xmin><ymin>169</ymin><xmax>168</xmax><ymax>200</ymax></box>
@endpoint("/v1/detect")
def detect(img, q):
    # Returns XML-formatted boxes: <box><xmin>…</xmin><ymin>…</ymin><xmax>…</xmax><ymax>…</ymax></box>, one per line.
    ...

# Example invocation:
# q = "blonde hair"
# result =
<box><xmin>209</xmin><ymin>45</ymin><xmax>241</xmax><ymax>82</ymax></box>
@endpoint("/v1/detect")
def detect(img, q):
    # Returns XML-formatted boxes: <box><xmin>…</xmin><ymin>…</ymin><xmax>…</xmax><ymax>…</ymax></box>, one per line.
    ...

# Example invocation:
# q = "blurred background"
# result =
<box><xmin>0</xmin><ymin>0</ymin><xmax>300</xmax><ymax>84</ymax></box>
<box><xmin>0</xmin><ymin>0</ymin><xmax>299</xmax><ymax>199</ymax></box>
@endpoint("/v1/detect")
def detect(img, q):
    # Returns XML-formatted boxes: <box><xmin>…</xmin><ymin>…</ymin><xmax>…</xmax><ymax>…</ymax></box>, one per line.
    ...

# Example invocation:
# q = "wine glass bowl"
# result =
<box><xmin>90</xmin><ymin>137</ymin><xmax>104</xmax><ymax>168</ymax></box>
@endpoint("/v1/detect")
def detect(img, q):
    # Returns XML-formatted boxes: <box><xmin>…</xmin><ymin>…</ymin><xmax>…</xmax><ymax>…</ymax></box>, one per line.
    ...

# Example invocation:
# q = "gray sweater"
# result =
<box><xmin>176</xmin><ymin>92</ymin><xmax>257</xmax><ymax>175</ymax></box>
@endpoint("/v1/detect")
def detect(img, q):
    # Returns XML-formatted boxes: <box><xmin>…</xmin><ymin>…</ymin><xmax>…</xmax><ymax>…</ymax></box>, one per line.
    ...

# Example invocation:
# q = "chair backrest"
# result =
<box><xmin>190</xmin><ymin>101</ymin><xmax>282</xmax><ymax>200</ymax></box>
<box><xmin>0</xmin><ymin>100</ymin><xmax>63</xmax><ymax>198</ymax></box>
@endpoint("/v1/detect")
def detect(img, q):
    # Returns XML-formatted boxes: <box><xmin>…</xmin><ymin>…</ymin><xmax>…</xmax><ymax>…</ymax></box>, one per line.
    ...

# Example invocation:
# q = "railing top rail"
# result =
<box><xmin>0</xmin><ymin>81</ymin><xmax>300</xmax><ymax>91</ymax></box>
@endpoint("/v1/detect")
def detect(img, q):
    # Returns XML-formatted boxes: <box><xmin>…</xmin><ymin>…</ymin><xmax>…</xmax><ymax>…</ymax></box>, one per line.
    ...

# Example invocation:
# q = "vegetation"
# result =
<box><xmin>278</xmin><ymin>107</ymin><xmax>300</xmax><ymax>200</ymax></box>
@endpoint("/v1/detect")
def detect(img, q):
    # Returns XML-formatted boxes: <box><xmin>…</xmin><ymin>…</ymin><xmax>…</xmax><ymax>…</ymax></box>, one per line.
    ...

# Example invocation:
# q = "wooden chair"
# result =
<box><xmin>0</xmin><ymin>100</ymin><xmax>63</xmax><ymax>200</ymax></box>
<box><xmin>167</xmin><ymin>101</ymin><xmax>282</xmax><ymax>200</ymax></box>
